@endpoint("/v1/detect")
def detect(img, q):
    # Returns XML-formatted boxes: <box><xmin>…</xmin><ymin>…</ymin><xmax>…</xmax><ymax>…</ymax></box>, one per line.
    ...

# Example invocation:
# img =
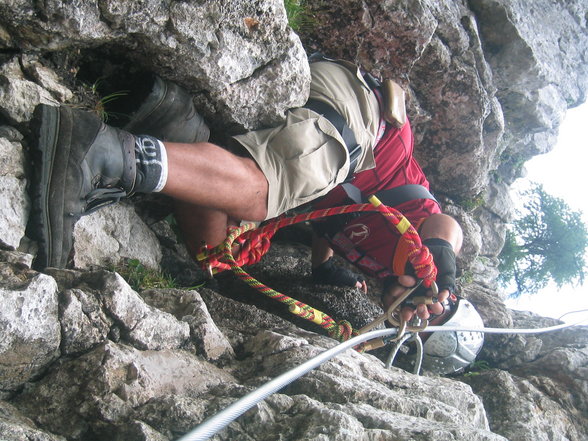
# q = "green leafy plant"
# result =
<box><xmin>460</xmin><ymin>193</ymin><xmax>485</xmax><ymax>211</ymax></box>
<box><xmin>114</xmin><ymin>258</ymin><xmax>177</xmax><ymax>291</ymax></box>
<box><xmin>498</xmin><ymin>183</ymin><xmax>588</xmax><ymax>296</ymax></box>
<box><xmin>459</xmin><ymin>270</ymin><xmax>474</xmax><ymax>285</ymax></box>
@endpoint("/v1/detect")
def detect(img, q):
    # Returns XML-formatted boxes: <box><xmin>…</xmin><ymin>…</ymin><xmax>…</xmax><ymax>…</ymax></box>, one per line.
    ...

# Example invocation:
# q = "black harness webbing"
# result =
<box><xmin>304</xmin><ymin>99</ymin><xmax>362</xmax><ymax>180</ymax></box>
<box><xmin>341</xmin><ymin>182</ymin><xmax>439</xmax><ymax>206</ymax></box>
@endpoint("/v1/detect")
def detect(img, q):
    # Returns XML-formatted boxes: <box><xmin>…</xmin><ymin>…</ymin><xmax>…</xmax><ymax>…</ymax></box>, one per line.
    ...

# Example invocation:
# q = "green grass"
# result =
<box><xmin>88</xmin><ymin>78</ymin><xmax>129</xmax><ymax>122</ymax></box>
<box><xmin>114</xmin><ymin>258</ymin><xmax>177</xmax><ymax>291</ymax></box>
<box><xmin>463</xmin><ymin>360</ymin><xmax>491</xmax><ymax>377</ymax></box>
<box><xmin>284</xmin><ymin>0</ymin><xmax>315</xmax><ymax>33</ymax></box>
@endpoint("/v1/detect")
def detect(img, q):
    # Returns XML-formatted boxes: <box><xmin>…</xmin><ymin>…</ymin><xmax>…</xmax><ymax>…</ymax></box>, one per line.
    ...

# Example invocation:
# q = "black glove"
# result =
<box><xmin>312</xmin><ymin>257</ymin><xmax>365</xmax><ymax>288</ymax></box>
<box><xmin>416</xmin><ymin>238</ymin><xmax>456</xmax><ymax>293</ymax></box>
<box><xmin>423</xmin><ymin>238</ymin><xmax>456</xmax><ymax>293</ymax></box>
<box><xmin>401</xmin><ymin>238</ymin><xmax>456</xmax><ymax>296</ymax></box>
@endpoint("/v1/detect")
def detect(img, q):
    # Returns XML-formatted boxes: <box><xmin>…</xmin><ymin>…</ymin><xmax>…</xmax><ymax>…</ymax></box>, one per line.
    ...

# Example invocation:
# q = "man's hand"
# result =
<box><xmin>381</xmin><ymin>275</ymin><xmax>449</xmax><ymax>321</ymax></box>
<box><xmin>312</xmin><ymin>257</ymin><xmax>368</xmax><ymax>293</ymax></box>
<box><xmin>382</xmin><ymin>236</ymin><xmax>456</xmax><ymax>322</ymax></box>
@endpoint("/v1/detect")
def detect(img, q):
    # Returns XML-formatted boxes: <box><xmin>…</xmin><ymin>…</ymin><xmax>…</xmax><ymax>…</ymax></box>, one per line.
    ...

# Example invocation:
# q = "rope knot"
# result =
<box><xmin>410</xmin><ymin>245</ymin><xmax>437</xmax><ymax>287</ymax></box>
<box><xmin>327</xmin><ymin>320</ymin><xmax>355</xmax><ymax>342</ymax></box>
<box><xmin>234</xmin><ymin>236</ymin><xmax>272</xmax><ymax>266</ymax></box>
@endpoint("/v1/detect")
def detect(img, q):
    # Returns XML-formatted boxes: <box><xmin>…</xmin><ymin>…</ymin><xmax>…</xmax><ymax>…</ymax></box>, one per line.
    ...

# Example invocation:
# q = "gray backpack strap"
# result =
<box><xmin>341</xmin><ymin>183</ymin><xmax>438</xmax><ymax>206</ymax></box>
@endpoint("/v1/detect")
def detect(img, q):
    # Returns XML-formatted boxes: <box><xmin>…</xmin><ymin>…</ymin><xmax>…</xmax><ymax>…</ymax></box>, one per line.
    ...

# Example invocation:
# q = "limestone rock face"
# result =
<box><xmin>0</xmin><ymin>130</ymin><xmax>28</xmax><ymax>251</ymax></box>
<box><xmin>14</xmin><ymin>341</ymin><xmax>235</xmax><ymax>440</ymax></box>
<box><xmin>0</xmin><ymin>401</ymin><xmax>66</xmax><ymax>441</ymax></box>
<box><xmin>0</xmin><ymin>263</ymin><xmax>61</xmax><ymax>397</ymax></box>
<box><xmin>463</xmin><ymin>369</ymin><xmax>583</xmax><ymax>441</ymax></box>
<box><xmin>0</xmin><ymin>0</ymin><xmax>310</xmax><ymax>130</ymax></box>
<box><xmin>302</xmin><ymin>0</ymin><xmax>588</xmax><ymax>194</ymax></box>
<box><xmin>72</xmin><ymin>203</ymin><xmax>163</xmax><ymax>270</ymax></box>
<box><xmin>0</xmin><ymin>0</ymin><xmax>587</xmax><ymax>440</ymax></box>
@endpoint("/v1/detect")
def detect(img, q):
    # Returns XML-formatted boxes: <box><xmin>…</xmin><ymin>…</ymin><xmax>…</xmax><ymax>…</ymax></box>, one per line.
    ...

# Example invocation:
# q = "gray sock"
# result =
<box><xmin>133</xmin><ymin>135</ymin><xmax>168</xmax><ymax>193</ymax></box>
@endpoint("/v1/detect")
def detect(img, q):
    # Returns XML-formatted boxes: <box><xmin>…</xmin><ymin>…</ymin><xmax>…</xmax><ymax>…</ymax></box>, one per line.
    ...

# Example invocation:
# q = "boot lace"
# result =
<box><xmin>85</xmin><ymin>187</ymin><xmax>129</xmax><ymax>214</ymax></box>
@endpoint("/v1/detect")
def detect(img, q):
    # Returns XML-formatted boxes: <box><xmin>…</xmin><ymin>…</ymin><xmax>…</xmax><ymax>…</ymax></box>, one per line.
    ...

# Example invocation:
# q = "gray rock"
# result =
<box><xmin>140</xmin><ymin>288</ymin><xmax>235</xmax><ymax>361</ymax></box>
<box><xmin>98</xmin><ymin>272</ymin><xmax>190</xmax><ymax>350</ymax></box>
<box><xmin>0</xmin><ymin>137</ymin><xmax>28</xmax><ymax>250</ymax></box>
<box><xmin>13</xmin><ymin>341</ymin><xmax>235</xmax><ymax>440</ymax></box>
<box><xmin>20</xmin><ymin>55</ymin><xmax>74</xmax><ymax>103</ymax></box>
<box><xmin>0</xmin><ymin>0</ymin><xmax>310</xmax><ymax>130</ymax></box>
<box><xmin>222</xmin><ymin>330</ymin><xmax>505</xmax><ymax>441</ymax></box>
<box><xmin>59</xmin><ymin>288</ymin><xmax>112</xmax><ymax>355</ymax></box>
<box><xmin>0</xmin><ymin>250</ymin><xmax>34</xmax><ymax>267</ymax></box>
<box><xmin>0</xmin><ymin>263</ymin><xmax>60</xmax><ymax>395</ymax></box>
<box><xmin>511</xmin><ymin>329</ymin><xmax>588</xmax><ymax>418</ymax></box>
<box><xmin>0</xmin><ymin>57</ymin><xmax>58</xmax><ymax>124</ymax></box>
<box><xmin>0</xmin><ymin>400</ymin><xmax>66</xmax><ymax>441</ymax></box>
<box><xmin>464</xmin><ymin>369</ymin><xmax>584</xmax><ymax>441</ymax></box>
<box><xmin>73</xmin><ymin>203</ymin><xmax>163</xmax><ymax>270</ymax></box>
<box><xmin>107</xmin><ymin>420</ymin><xmax>170</xmax><ymax>441</ymax></box>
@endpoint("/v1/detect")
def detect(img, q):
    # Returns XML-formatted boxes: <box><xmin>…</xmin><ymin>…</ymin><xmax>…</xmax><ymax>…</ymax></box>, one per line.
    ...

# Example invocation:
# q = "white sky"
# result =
<box><xmin>505</xmin><ymin>102</ymin><xmax>588</xmax><ymax>324</ymax></box>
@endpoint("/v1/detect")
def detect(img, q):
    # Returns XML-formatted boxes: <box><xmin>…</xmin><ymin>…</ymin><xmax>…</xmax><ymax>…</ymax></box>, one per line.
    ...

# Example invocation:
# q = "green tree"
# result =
<box><xmin>498</xmin><ymin>183</ymin><xmax>588</xmax><ymax>296</ymax></box>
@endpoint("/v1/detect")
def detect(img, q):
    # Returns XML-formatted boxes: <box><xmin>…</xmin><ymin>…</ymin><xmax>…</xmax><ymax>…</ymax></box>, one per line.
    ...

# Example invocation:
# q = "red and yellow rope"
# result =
<box><xmin>196</xmin><ymin>198</ymin><xmax>437</xmax><ymax>345</ymax></box>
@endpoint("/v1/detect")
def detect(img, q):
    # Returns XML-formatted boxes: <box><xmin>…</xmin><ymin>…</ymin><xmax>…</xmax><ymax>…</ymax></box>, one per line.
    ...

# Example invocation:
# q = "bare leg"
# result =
<box><xmin>162</xmin><ymin>141</ymin><xmax>269</xmax><ymax>221</ymax></box>
<box><xmin>174</xmin><ymin>201</ymin><xmax>239</xmax><ymax>256</ymax></box>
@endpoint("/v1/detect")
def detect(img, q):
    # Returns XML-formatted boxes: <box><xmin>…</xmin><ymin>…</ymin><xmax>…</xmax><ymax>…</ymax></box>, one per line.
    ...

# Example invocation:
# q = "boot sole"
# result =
<box><xmin>29</xmin><ymin>105</ymin><xmax>72</xmax><ymax>269</ymax></box>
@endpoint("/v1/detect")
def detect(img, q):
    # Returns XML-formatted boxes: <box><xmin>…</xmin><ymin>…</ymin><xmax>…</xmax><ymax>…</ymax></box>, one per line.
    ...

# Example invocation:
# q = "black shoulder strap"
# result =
<box><xmin>304</xmin><ymin>99</ymin><xmax>361</xmax><ymax>180</ymax></box>
<box><xmin>341</xmin><ymin>183</ymin><xmax>438</xmax><ymax>206</ymax></box>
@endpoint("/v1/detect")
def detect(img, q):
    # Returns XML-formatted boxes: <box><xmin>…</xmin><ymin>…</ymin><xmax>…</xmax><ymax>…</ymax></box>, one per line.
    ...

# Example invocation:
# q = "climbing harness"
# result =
<box><xmin>176</xmin><ymin>314</ymin><xmax>588</xmax><ymax>441</ymax></box>
<box><xmin>196</xmin><ymin>195</ymin><xmax>438</xmax><ymax>349</ymax></box>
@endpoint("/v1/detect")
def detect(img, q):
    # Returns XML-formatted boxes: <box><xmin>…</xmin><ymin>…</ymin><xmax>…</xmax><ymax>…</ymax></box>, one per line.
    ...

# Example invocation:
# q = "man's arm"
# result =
<box><xmin>311</xmin><ymin>233</ymin><xmax>368</xmax><ymax>293</ymax></box>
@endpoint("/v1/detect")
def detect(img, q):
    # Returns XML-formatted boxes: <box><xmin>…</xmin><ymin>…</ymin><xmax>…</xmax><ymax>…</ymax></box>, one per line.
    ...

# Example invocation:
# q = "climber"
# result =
<box><xmin>29</xmin><ymin>57</ymin><xmax>462</xmax><ymax>326</ymax></box>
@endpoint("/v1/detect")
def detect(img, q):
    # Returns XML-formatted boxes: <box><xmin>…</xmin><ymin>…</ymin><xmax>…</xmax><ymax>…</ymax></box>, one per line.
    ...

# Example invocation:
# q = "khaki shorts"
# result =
<box><xmin>232</xmin><ymin>61</ymin><xmax>380</xmax><ymax>220</ymax></box>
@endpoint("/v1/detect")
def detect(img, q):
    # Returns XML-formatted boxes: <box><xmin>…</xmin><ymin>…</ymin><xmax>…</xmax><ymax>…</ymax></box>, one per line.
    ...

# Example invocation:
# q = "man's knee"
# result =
<box><xmin>420</xmin><ymin>213</ymin><xmax>463</xmax><ymax>254</ymax></box>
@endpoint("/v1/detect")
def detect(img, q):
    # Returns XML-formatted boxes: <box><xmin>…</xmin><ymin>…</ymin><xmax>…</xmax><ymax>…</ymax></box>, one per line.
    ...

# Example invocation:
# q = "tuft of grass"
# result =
<box><xmin>88</xmin><ymin>78</ymin><xmax>129</xmax><ymax>122</ymax></box>
<box><xmin>284</xmin><ymin>0</ymin><xmax>315</xmax><ymax>33</ymax></box>
<box><xmin>460</xmin><ymin>193</ymin><xmax>485</xmax><ymax>212</ymax></box>
<box><xmin>114</xmin><ymin>258</ymin><xmax>177</xmax><ymax>291</ymax></box>
<box><xmin>462</xmin><ymin>360</ymin><xmax>491</xmax><ymax>377</ymax></box>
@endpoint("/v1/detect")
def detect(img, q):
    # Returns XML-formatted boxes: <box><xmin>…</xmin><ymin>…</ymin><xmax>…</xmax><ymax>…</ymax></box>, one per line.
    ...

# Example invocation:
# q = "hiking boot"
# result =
<box><xmin>124</xmin><ymin>75</ymin><xmax>210</xmax><ymax>144</ymax></box>
<box><xmin>28</xmin><ymin>104</ymin><xmax>163</xmax><ymax>270</ymax></box>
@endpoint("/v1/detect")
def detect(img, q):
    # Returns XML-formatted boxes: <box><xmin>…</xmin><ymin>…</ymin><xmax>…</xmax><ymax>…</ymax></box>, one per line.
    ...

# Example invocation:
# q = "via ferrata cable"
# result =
<box><xmin>176</xmin><ymin>316</ymin><xmax>588</xmax><ymax>441</ymax></box>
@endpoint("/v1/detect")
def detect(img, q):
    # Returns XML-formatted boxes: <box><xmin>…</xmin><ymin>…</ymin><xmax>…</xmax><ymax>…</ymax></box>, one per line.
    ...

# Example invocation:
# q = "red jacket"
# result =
<box><xmin>312</xmin><ymin>120</ymin><xmax>441</xmax><ymax>278</ymax></box>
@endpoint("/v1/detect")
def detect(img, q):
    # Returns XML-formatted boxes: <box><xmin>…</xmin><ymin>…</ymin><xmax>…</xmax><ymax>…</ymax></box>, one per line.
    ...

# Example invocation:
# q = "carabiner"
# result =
<box><xmin>385</xmin><ymin>332</ymin><xmax>424</xmax><ymax>375</ymax></box>
<box><xmin>358</xmin><ymin>280</ymin><xmax>424</xmax><ymax>335</ymax></box>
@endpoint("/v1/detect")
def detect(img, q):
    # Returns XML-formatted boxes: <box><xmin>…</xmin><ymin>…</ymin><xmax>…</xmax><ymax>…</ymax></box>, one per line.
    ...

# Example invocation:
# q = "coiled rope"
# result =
<box><xmin>176</xmin><ymin>315</ymin><xmax>588</xmax><ymax>441</ymax></box>
<box><xmin>197</xmin><ymin>198</ymin><xmax>437</xmax><ymax>343</ymax></box>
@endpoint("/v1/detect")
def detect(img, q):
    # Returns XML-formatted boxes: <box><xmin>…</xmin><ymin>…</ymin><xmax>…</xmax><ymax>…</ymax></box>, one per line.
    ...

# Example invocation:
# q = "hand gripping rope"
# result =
<box><xmin>196</xmin><ymin>195</ymin><xmax>438</xmax><ymax>348</ymax></box>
